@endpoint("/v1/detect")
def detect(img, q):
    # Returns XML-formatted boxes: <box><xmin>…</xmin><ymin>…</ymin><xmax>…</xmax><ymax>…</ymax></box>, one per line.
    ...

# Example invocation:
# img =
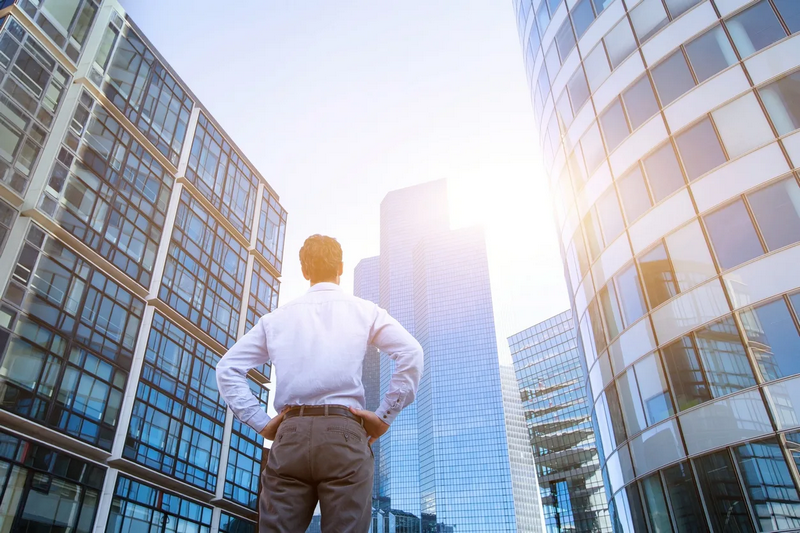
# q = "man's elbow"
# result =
<box><xmin>411</xmin><ymin>341</ymin><xmax>424</xmax><ymax>378</ymax></box>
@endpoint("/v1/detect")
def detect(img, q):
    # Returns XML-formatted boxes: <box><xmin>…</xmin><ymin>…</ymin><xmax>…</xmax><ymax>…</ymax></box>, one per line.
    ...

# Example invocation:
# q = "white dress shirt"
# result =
<box><xmin>216</xmin><ymin>282</ymin><xmax>424</xmax><ymax>432</ymax></box>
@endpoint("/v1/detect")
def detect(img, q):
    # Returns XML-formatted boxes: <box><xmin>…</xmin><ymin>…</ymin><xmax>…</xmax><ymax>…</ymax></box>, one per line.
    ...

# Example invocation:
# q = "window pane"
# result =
<box><xmin>712</xmin><ymin>92</ymin><xmax>775</xmax><ymax>159</ymax></box>
<box><xmin>774</xmin><ymin>0</ymin><xmax>800</xmax><ymax>33</ymax></box>
<box><xmin>705</xmin><ymin>198</ymin><xmax>764</xmax><ymax>270</ymax></box>
<box><xmin>665</xmin><ymin>0</ymin><xmax>702</xmax><ymax>18</ymax></box>
<box><xmin>556</xmin><ymin>19</ymin><xmax>576</xmax><ymax>60</ymax></box>
<box><xmin>556</xmin><ymin>89</ymin><xmax>574</xmax><ymax>126</ymax></box>
<box><xmin>641</xmin><ymin>475</ymin><xmax>673</xmax><ymax>533</ymax></box>
<box><xmin>596</xmin><ymin>188</ymin><xmax>625</xmax><ymax>244</ymax></box>
<box><xmin>571</xmin><ymin>0</ymin><xmax>596</xmax><ymax>38</ymax></box>
<box><xmin>640</xmin><ymin>243</ymin><xmax>678</xmax><ymax>308</ymax></box>
<box><xmin>694</xmin><ymin>451</ymin><xmax>753</xmax><ymax>533</ymax></box>
<box><xmin>675</xmin><ymin>117</ymin><xmax>726</xmax><ymax>180</ymax></box>
<box><xmin>567</xmin><ymin>68</ymin><xmax>590</xmax><ymax>112</ymax></box>
<box><xmin>606</xmin><ymin>383</ymin><xmax>628</xmax><ymax>446</ymax></box>
<box><xmin>635</xmin><ymin>353</ymin><xmax>673</xmax><ymax>425</ymax></box>
<box><xmin>652</xmin><ymin>50</ymin><xmax>695</xmax><ymax>106</ymax></box>
<box><xmin>584</xmin><ymin>209</ymin><xmax>604</xmax><ymax>260</ymax></box>
<box><xmin>630</xmin><ymin>0</ymin><xmax>668</xmax><ymax>43</ymax></box>
<box><xmin>545</xmin><ymin>43</ymin><xmax>561</xmax><ymax>80</ymax></box>
<box><xmin>537</xmin><ymin>0</ymin><xmax>551</xmax><ymax>33</ymax></box>
<box><xmin>537</xmin><ymin>66</ymin><xmax>551</xmax><ymax>99</ymax></box>
<box><xmin>643</xmin><ymin>142</ymin><xmax>685</xmax><ymax>202</ymax></box>
<box><xmin>618</xmin><ymin>369</ymin><xmax>646</xmax><ymax>434</ymax></box>
<box><xmin>616</xmin><ymin>263</ymin><xmax>647</xmax><ymax>326</ymax></box>
<box><xmin>580</xmin><ymin>123</ymin><xmax>605</xmax><ymax>173</ymax></box>
<box><xmin>664</xmin><ymin>220</ymin><xmax>716</xmax><ymax>292</ymax></box>
<box><xmin>695</xmin><ymin>317</ymin><xmax>756</xmax><ymax>398</ymax></box>
<box><xmin>727</xmin><ymin>0</ymin><xmax>787</xmax><ymax>58</ymax></box>
<box><xmin>662</xmin><ymin>462</ymin><xmax>709</xmax><ymax>533</ymax></box>
<box><xmin>734</xmin><ymin>438</ymin><xmax>800</xmax><ymax>531</ymax></box>
<box><xmin>600</xmin><ymin>283</ymin><xmax>624</xmax><ymax>339</ymax></box>
<box><xmin>760</xmin><ymin>71</ymin><xmax>800</xmax><ymax>136</ymax></box>
<box><xmin>618</xmin><ymin>166</ymin><xmax>652</xmax><ymax>222</ymax></box>
<box><xmin>663</xmin><ymin>337</ymin><xmax>711</xmax><ymax>410</ymax></box>
<box><xmin>43</xmin><ymin>0</ymin><xmax>81</xmax><ymax>31</ymax></box>
<box><xmin>584</xmin><ymin>44</ymin><xmax>611</xmax><ymax>93</ymax></box>
<box><xmin>747</xmin><ymin>177</ymin><xmax>800</xmax><ymax>251</ymax></box>
<box><xmin>605</xmin><ymin>19</ymin><xmax>637</xmax><ymax>69</ymax></box>
<box><xmin>684</xmin><ymin>25</ymin><xmax>737</xmax><ymax>83</ymax></box>
<box><xmin>622</xmin><ymin>76</ymin><xmax>659</xmax><ymax>130</ymax></box>
<box><xmin>741</xmin><ymin>298</ymin><xmax>800</xmax><ymax>382</ymax></box>
<box><xmin>600</xmin><ymin>99</ymin><xmax>630</xmax><ymax>153</ymax></box>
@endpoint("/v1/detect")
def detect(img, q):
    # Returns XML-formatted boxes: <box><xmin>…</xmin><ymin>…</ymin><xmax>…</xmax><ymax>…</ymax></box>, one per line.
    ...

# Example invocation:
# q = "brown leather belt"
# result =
<box><xmin>284</xmin><ymin>405</ymin><xmax>363</xmax><ymax>425</ymax></box>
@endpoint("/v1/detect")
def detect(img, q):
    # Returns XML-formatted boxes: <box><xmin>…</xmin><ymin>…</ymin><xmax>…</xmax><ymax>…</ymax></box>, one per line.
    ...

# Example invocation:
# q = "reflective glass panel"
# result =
<box><xmin>600</xmin><ymin>99</ymin><xmax>630</xmax><ymax>153</ymax></box>
<box><xmin>664</xmin><ymin>221</ymin><xmax>716</xmax><ymax>293</ymax></box>
<box><xmin>727</xmin><ymin>0</ymin><xmax>787</xmax><ymax>58</ymax></box>
<box><xmin>622</xmin><ymin>76</ymin><xmax>659</xmax><ymax>130</ymax></box>
<box><xmin>618</xmin><ymin>165</ymin><xmax>652</xmax><ymax>223</ymax></box>
<box><xmin>596</xmin><ymin>187</ymin><xmax>625</xmax><ymax>244</ymax></box>
<box><xmin>675</xmin><ymin>117</ymin><xmax>727</xmax><ymax>180</ymax></box>
<box><xmin>618</xmin><ymin>368</ymin><xmax>646</xmax><ymax>434</ymax></box>
<box><xmin>662</xmin><ymin>462</ymin><xmax>709</xmax><ymax>532</ymax></box>
<box><xmin>630</xmin><ymin>0</ymin><xmax>668</xmax><ymax>42</ymax></box>
<box><xmin>643</xmin><ymin>142</ymin><xmax>686</xmax><ymax>202</ymax></box>
<box><xmin>684</xmin><ymin>24</ymin><xmax>737</xmax><ymax>83</ymax></box>
<box><xmin>581</xmin><ymin>123</ymin><xmax>605</xmax><ymax>174</ymax></box>
<box><xmin>665</xmin><ymin>0</ymin><xmax>702</xmax><ymax>18</ymax></box>
<box><xmin>584</xmin><ymin>44</ymin><xmax>611</xmax><ymax>93</ymax></box>
<box><xmin>695</xmin><ymin>317</ymin><xmax>756</xmax><ymax>397</ymax></box>
<box><xmin>640</xmin><ymin>242</ymin><xmax>678</xmax><ymax>308</ymax></box>
<box><xmin>571</xmin><ymin>0</ymin><xmax>596</xmax><ymax>38</ymax></box>
<box><xmin>641</xmin><ymin>474</ymin><xmax>673</xmax><ymax>533</ymax></box>
<box><xmin>760</xmin><ymin>71</ymin><xmax>800</xmax><ymax>136</ymax></box>
<box><xmin>712</xmin><ymin>92</ymin><xmax>775</xmax><ymax>159</ymax></box>
<box><xmin>604</xmin><ymin>19</ymin><xmax>637</xmax><ymax>69</ymax></box>
<box><xmin>652</xmin><ymin>50</ymin><xmax>695</xmax><ymax>106</ymax></box>
<box><xmin>567</xmin><ymin>68</ymin><xmax>591</xmax><ymax>112</ymax></box>
<box><xmin>662</xmin><ymin>337</ymin><xmax>711</xmax><ymax>410</ymax></box>
<box><xmin>694</xmin><ymin>450</ymin><xmax>753</xmax><ymax>533</ymax></box>
<box><xmin>615</xmin><ymin>263</ymin><xmax>647</xmax><ymax>327</ymax></box>
<box><xmin>740</xmin><ymin>298</ymin><xmax>800</xmax><ymax>382</ymax></box>
<box><xmin>774</xmin><ymin>0</ymin><xmax>800</xmax><ymax>33</ymax></box>
<box><xmin>704</xmin><ymin>198</ymin><xmax>764</xmax><ymax>270</ymax></box>
<box><xmin>556</xmin><ymin>19</ymin><xmax>576</xmax><ymax>60</ymax></box>
<box><xmin>635</xmin><ymin>352</ymin><xmax>673</xmax><ymax>425</ymax></box>
<box><xmin>747</xmin><ymin>177</ymin><xmax>800</xmax><ymax>252</ymax></box>
<box><xmin>600</xmin><ymin>283</ymin><xmax>624</xmax><ymax>340</ymax></box>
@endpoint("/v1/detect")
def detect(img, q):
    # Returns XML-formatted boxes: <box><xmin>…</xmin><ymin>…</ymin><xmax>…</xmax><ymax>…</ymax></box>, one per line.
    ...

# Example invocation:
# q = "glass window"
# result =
<box><xmin>640</xmin><ymin>243</ymin><xmax>678</xmax><ymax>308</ymax></box>
<box><xmin>219</xmin><ymin>513</ymin><xmax>256</xmax><ymax>533</ymax></box>
<box><xmin>107</xmin><ymin>476</ymin><xmax>212</xmax><ymax>531</ymax></box>
<box><xmin>704</xmin><ymin>198</ymin><xmax>764</xmax><ymax>270</ymax></box>
<box><xmin>600</xmin><ymin>99</ymin><xmax>630</xmax><ymax>153</ymax></box>
<box><xmin>643</xmin><ymin>142</ymin><xmax>686</xmax><ymax>202</ymax></box>
<box><xmin>774</xmin><ymin>0</ymin><xmax>800</xmax><ymax>33</ymax></box>
<box><xmin>596</xmin><ymin>187</ymin><xmax>625</xmax><ymax>244</ymax></box>
<box><xmin>641</xmin><ymin>474</ymin><xmax>673</xmax><ymax>533</ymax></box>
<box><xmin>600</xmin><ymin>283</ymin><xmax>624</xmax><ymax>339</ymax></box>
<box><xmin>537</xmin><ymin>0</ymin><xmax>552</xmax><ymax>34</ymax></box>
<box><xmin>556</xmin><ymin>89</ymin><xmax>574</xmax><ymax>125</ymax></box>
<box><xmin>760</xmin><ymin>70</ymin><xmax>800</xmax><ymax>136</ymax></box>
<box><xmin>606</xmin><ymin>383</ymin><xmax>628</xmax><ymax>446</ymax></box>
<box><xmin>684</xmin><ymin>25</ymin><xmax>737</xmax><ymax>83</ymax></box>
<box><xmin>665</xmin><ymin>0</ymin><xmax>702</xmax><ymax>18</ymax></box>
<box><xmin>734</xmin><ymin>438</ymin><xmax>800</xmax><ymax>531</ymax></box>
<box><xmin>605</xmin><ymin>19</ymin><xmax>637</xmax><ymax>69</ymax></box>
<box><xmin>616</xmin><ymin>263</ymin><xmax>647</xmax><ymax>326</ymax></box>
<box><xmin>695</xmin><ymin>317</ymin><xmax>756</xmax><ymax>398</ymax></box>
<box><xmin>618</xmin><ymin>165</ymin><xmax>652</xmax><ymax>222</ymax></box>
<box><xmin>675</xmin><ymin>117</ymin><xmax>727</xmax><ymax>180</ymax></box>
<box><xmin>636</xmin><ymin>352</ymin><xmax>673</xmax><ymax>424</ymax></box>
<box><xmin>545</xmin><ymin>42</ymin><xmax>562</xmax><ymax>80</ymax></box>
<box><xmin>712</xmin><ymin>92</ymin><xmax>775</xmax><ymax>159</ymax></box>
<box><xmin>584</xmin><ymin>44</ymin><xmax>611</xmax><ymax>92</ymax></box>
<box><xmin>652</xmin><ymin>50</ymin><xmax>696</xmax><ymax>107</ymax></box>
<box><xmin>664</xmin><ymin>220</ymin><xmax>716</xmax><ymax>292</ymax></box>
<box><xmin>556</xmin><ymin>19</ymin><xmax>576</xmax><ymax>60</ymax></box>
<box><xmin>618</xmin><ymin>368</ymin><xmax>647</xmax><ymax>434</ymax></box>
<box><xmin>571</xmin><ymin>0</ymin><xmax>596</xmax><ymax>38</ymax></box>
<box><xmin>567</xmin><ymin>68</ymin><xmax>590</xmax><ymax>112</ymax></box>
<box><xmin>0</xmin><ymin>200</ymin><xmax>16</xmax><ymax>258</ymax></box>
<box><xmin>727</xmin><ymin>0</ymin><xmax>787</xmax><ymax>58</ymax></box>
<box><xmin>663</xmin><ymin>337</ymin><xmax>712</xmax><ymax>410</ymax></box>
<box><xmin>740</xmin><ymin>298</ymin><xmax>800</xmax><ymax>382</ymax></box>
<box><xmin>584</xmin><ymin>209</ymin><xmax>604</xmax><ymax>260</ymax></box>
<box><xmin>622</xmin><ymin>76</ymin><xmax>659</xmax><ymax>130</ymax></box>
<box><xmin>593</xmin><ymin>0</ymin><xmax>613</xmax><ymax>15</ymax></box>
<box><xmin>630</xmin><ymin>0</ymin><xmax>668</xmax><ymax>42</ymax></box>
<box><xmin>537</xmin><ymin>66</ymin><xmax>551</xmax><ymax>99</ymax></box>
<box><xmin>694</xmin><ymin>451</ymin><xmax>753</xmax><ymax>533</ymax></box>
<box><xmin>580</xmin><ymin>123</ymin><xmax>605</xmax><ymax>173</ymax></box>
<box><xmin>662</xmin><ymin>462</ymin><xmax>709</xmax><ymax>532</ymax></box>
<box><xmin>747</xmin><ymin>177</ymin><xmax>800</xmax><ymax>251</ymax></box>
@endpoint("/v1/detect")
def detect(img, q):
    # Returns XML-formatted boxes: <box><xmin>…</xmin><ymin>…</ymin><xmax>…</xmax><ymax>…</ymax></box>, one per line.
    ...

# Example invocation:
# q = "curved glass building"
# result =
<box><xmin>513</xmin><ymin>0</ymin><xmax>800</xmax><ymax>530</ymax></box>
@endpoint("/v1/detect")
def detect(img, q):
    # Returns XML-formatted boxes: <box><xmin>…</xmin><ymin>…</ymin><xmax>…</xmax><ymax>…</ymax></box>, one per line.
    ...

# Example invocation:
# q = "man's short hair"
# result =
<box><xmin>299</xmin><ymin>234</ymin><xmax>343</xmax><ymax>282</ymax></box>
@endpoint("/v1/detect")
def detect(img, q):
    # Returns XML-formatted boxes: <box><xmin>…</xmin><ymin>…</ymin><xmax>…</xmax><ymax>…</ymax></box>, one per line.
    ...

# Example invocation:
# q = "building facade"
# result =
<box><xmin>500</xmin><ymin>364</ymin><xmax>547</xmax><ymax>533</ymax></box>
<box><xmin>509</xmin><ymin>311</ymin><xmax>610</xmax><ymax>532</ymax></box>
<box><xmin>0</xmin><ymin>1</ymin><xmax>286</xmax><ymax>531</ymax></box>
<box><xmin>513</xmin><ymin>0</ymin><xmax>800</xmax><ymax>530</ymax></box>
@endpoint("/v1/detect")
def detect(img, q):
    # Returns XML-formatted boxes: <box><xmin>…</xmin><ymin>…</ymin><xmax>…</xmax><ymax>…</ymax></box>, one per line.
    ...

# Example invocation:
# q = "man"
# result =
<box><xmin>216</xmin><ymin>234</ymin><xmax>424</xmax><ymax>532</ymax></box>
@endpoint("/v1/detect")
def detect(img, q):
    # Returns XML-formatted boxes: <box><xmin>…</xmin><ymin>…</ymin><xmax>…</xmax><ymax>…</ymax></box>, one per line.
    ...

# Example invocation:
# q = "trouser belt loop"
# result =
<box><xmin>299</xmin><ymin>405</ymin><xmax>305</xmax><ymax>417</ymax></box>
<box><xmin>324</xmin><ymin>405</ymin><xmax>329</xmax><ymax>417</ymax></box>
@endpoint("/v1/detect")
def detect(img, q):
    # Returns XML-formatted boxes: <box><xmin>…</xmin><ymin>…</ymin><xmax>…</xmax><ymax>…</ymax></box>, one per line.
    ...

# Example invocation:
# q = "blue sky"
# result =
<box><xmin>121</xmin><ymin>0</ymin><xmax>569</xmax><ymax>362</ymax></box>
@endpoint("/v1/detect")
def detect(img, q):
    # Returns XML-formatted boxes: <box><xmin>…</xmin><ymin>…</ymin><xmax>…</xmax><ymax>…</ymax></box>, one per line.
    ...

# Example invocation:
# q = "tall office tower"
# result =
<box><xmin>509</xmin><ymin>311</ymin><xmax>610</xmax><ymax>532</ymax></box>
<box><xmin>377</xmin><ymin>179</ymin><xmax>449</xmax><ymax>524</ymax></box>
<box><xmin>0</xmin><ymin>2</ymin><xmax>286</xmax><ymax>531</ymax></box>
<box><xmin>514</xmin><ymin>0</ymin><xmax>800</xmax><ymax>530</ymax></box>
<box><xmin>500</xmin><ymin>364</ymin><xmax>547</xmax><ymax>533</ymax></box>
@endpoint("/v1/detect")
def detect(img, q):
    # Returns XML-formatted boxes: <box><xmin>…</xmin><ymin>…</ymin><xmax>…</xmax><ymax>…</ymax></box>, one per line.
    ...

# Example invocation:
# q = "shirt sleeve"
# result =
<box><xmin>216</xmin><ymin>316</ymin><xmax>271</xmax><ymax>432</ymax></box>
<box><xmin>369</xmin><ymin>305</ymin><xmax>424</xmax><ymax>425</ymax></box>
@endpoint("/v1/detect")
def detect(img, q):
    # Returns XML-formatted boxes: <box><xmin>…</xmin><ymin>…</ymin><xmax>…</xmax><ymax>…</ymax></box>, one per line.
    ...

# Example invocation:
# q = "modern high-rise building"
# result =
<box><xmin>509</xmin><ymin>311</ymin><xmax>610</xmax><ymax>532</ymax></box>
<box><xmin>500</xmin><ymin>364</ymin><xmax>547</xmax><ymax>533</ymax></box>
<box><xmin>0</xmin><ymin>1</ymin><xmax>286</xmax><ymax>531</ymax></box>
<box><xmin>514</xmin><ymin>0</ymin><xmax>800</xmax><ymax>530</ymax></box>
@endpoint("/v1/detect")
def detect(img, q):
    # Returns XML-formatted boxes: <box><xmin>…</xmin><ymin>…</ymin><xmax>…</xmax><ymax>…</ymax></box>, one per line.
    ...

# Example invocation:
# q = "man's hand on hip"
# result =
<box><xmin>259</xmin><ymin>408</ymin><xmax>290</xmax><ymax>441</ymax></box>
<box><xmin>349</xmin><ymin>407</ymin><xmax>390</xmax><ymax>445</ymax></box>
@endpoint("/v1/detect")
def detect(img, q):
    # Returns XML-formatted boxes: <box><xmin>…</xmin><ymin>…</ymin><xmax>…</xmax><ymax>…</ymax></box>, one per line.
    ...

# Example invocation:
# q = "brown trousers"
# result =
<box><xmin>259</xmin><ymin>414</ymin><xmax>374</xmax><ymax>532</ymax></box>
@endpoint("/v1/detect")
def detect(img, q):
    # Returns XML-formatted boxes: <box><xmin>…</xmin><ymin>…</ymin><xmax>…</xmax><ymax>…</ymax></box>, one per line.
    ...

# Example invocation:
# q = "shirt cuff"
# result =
<box><xmin>245</xmin><ymin>410</ymin><xmax>272</xmax><ymax>434</ymax></box>
<box><xmin>375</xmin><ymin>398</ymin><xmax>402</xmax><ymax>426</ymax></box>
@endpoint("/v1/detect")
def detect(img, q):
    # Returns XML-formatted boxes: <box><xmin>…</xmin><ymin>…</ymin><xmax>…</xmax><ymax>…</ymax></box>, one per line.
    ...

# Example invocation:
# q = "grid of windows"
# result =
<box><xmin>160</xmin><ymin>189</ymin><xmax>247</xmax><ymax>349</ymax></box>
<box><xmin>106</xmin><ymin>475</ymin><xmax>212</xmax><ymax>533</ymax></box>
<box><xmin>186</xmin><ymin>113</ymin><xmax>259</xmax><ymax>241</ymax></box>
<box><xmin>0</xmin><ymin>17</ymin><xmax>71</xmax><ymax>194</ymax></box>
<box><xmin>224</xmin><ymin>379</ymin><xmax>267</xmax><ymax>511</ymax></box>
<box><xmin>256</xmin><ymin>189</ymin><xmax>287</xmax><ymax>272</ymax></box>
<box><xmin>16</xmin><ymin>0</ymin><xmax>99</xmax><ymax>62</ymax></box>
<box><xmin>0</xmin><ymin>224</ymin><xmax>143</xmax><ymax>450</ymax></box>
<box><xmin>219</xmin><ymin>512</ymin><xmax>256</xmax><ymax>533</ymax></box>
<box><xmin>0</xmin><ymin>199</ymin><xmax>16</xmax><ymax>258</ymax></box>
<box><xmin>245</xmin><ymin>258</ymin><xmax>279</xmax><ymax>333</ymax></box>
<box><xmin>124</xmin><ymin>313</ymin><xmax>225</xmax><ymax>492</ymax></box>
<box><xmin>96</xmin><ymin>22</ymin><xmax>192</xmax><ymax>166</ymax></box>
<box><xmin>0</xmin><ymin>430</ymin><xmax>105</xmax><ymax>532</ymax></box>
<box><xmin>40</xmin><ymin>89</ymin><xmax>174</xmax><ymax>288</ymax></box>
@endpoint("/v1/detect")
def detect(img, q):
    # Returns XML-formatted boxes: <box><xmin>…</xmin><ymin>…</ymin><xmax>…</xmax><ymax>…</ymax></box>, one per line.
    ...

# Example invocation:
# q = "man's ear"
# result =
<box><xmin>302</xmin><ymin>267</ymin><xmax>310</xmax><ymax>281</ymax></box>
<box><xmin>338</xmin><ymin>262</ymin><xmax>344</xmax><ymax>276</ymax></box>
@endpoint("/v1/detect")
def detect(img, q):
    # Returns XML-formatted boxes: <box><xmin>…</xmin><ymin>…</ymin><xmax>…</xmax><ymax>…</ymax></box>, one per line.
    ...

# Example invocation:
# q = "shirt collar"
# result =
<box><xmin>307</xmin><ymin>282</ymin><xmax>342</xmax><ymax>293</ymax></box>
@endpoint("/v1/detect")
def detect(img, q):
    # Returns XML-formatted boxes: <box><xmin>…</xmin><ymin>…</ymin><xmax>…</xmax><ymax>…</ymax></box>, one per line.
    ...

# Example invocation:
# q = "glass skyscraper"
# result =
<box><xmin>360</xmin><ymin>180</ymin><xmax>528</xmax><ymax>532</ymax></box>
<box><xmin>0</xmin><ymin>1</ymin><xmax>286</xmax><ymax>531</ymax></box>
<box><xmin>509</xmin><ymin>311</ymin><xmax>610</xmax><ymax>532</ymax></box>
<box><xmin>513</xmin><ymin>0</ymin><xmax>800</xmax><ymax>530</ymax></box>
